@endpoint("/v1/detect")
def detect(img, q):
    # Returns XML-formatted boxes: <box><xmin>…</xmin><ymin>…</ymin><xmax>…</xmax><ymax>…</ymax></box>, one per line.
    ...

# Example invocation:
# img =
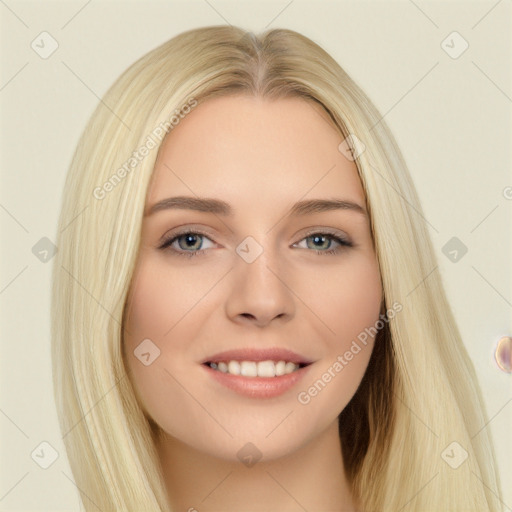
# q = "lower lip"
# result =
<box><xmin>201</xmin><ymin>363</ymin><xmax>313</xmax><ymax>399</ymax></box>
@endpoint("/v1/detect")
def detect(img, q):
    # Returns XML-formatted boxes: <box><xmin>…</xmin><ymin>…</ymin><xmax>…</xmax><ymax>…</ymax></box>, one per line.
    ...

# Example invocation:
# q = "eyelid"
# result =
<box><xmin>299</xmin><ymin>227</ymin><xmax>351</xmax><ymax>242</ymax></box>
<box><xmin>157</xmin><ymin>224</ymin><xmax>218</xmax><ymax>246</ymax></box>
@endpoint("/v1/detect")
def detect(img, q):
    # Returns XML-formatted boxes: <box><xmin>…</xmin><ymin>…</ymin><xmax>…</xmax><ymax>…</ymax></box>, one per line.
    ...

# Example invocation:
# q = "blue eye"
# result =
<box><xmin>296</xmin><ymin>233</ymin><xmax>352</xmax><ymax>256</ymax></box>
<box><xmin>158</xmin><ymin>230</ymin><xmax>352</xmax><ymax>258</ymax></box>
<box><xmin>158</xmin><ymin>231</ymin><xmax>215</xmax><ymax>258</ymax></box>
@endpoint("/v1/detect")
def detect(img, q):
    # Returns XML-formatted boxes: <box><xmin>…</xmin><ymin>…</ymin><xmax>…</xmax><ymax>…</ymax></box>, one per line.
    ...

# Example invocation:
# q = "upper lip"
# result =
<box><xmin>201</xmin><ymin>347</ymin><xmax>314</xmax><ymax>365</ymax></box>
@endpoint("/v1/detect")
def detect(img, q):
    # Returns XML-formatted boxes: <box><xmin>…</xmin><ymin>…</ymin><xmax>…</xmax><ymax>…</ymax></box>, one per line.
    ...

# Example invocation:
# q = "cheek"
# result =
<box><xmin>124</xmin><ymin>257</ymin><xmax>208</xmax><ymax>343</ymax></box>
<box><xmin>122</xmin><ymin>260</ymin><xmax>196</xmax><ymax>416</ymax></box>
<box><xmin>126</xmin><ymin>261</ymin><xmax>178</xmax><ymax>335</ymax></box>
<box><xmin>308</xmin><ymin>252</ymin><xmax>383</xmax><ymax>345</ymax></box>
<box><xmin>312</xmin><ymin>253</ymin><xmax>382</xmax><ymax>406</ymax></box>
<box><xmin>122</xmin><ymin>256</ymin><xmax>228</xmax><ymax>433</ymax></box>
<box><xmin>295</xmin><ymin>253</ymin><xmax>382</xmax><ymax>407</ymax></box>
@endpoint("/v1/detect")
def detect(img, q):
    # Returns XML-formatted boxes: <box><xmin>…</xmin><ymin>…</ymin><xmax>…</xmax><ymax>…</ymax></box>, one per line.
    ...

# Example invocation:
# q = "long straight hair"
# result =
<box><xmin>51</xmin><ymin>25</ymin><xmax>503</xmax><ymax>511</ymax></box>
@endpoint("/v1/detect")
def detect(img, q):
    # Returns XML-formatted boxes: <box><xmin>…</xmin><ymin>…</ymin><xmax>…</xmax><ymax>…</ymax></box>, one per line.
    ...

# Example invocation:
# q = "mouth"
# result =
<box><xmin>199</xmin><ymin>347</ymin><xmax>315</xmax><ymax>398</ymax></box>
<box><xmin>203</xmin><ymin>360</ymin><xmax>311</xmax><ymax>377</ymax></box>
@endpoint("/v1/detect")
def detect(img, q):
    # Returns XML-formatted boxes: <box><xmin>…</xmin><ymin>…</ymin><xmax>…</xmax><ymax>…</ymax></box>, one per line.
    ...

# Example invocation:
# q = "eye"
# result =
<box><xmin>293</xmin><ymin>231</ymin><xmax>353</xmax><ymax>256</ymax></box>
<box><xmin>158</xmin><ymin>230</ymin><xmax>215</xmax><ymax>258</ymax></box>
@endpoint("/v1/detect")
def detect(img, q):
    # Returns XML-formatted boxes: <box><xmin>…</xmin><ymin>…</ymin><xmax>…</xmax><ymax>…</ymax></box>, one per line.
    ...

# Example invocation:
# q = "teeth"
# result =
<box><xmin>227</xmin><ymin>361</ymin><xmax>241</xmax><ymax>375</ymax></box>
<box><xmin>209</xmin><ymin>360</ymin><xmax>301</xmax><ymax>377</ymax></box>
<box><xmin>275</xmin><ymin>361</ymin><xmax>286</xmax><ymax>376</ymax></box>
<box><xmin>257</xmin><ymin>360</ymin><xmax>275</xmax><ymax>377</ymax></box>
<box><xmin>240</xmin><ymin>361</ymin><xmax>257</xmax><ymax>377</ymax></box>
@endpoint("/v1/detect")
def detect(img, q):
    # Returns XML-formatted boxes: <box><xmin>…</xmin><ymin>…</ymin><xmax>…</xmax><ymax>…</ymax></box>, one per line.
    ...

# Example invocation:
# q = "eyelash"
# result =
<box><xmin>158</xmin><ymin>229</ymin><xmax>353</xmax><ymax>259</ymax></box>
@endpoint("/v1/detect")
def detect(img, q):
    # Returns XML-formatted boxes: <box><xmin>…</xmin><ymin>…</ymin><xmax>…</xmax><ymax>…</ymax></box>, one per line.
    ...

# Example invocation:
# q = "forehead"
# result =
<box><xmin>147</xmin><ymin>95</ymin><xmax>366</xmax><ymax>212</ymax></box>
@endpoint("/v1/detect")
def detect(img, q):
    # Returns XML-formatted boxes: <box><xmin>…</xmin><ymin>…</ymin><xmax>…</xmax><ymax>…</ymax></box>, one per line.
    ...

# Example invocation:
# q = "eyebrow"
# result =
<box><xmin>146</xmin><ymin>196</ymin><xmax>368</xmax><ymax>218</ymax></box>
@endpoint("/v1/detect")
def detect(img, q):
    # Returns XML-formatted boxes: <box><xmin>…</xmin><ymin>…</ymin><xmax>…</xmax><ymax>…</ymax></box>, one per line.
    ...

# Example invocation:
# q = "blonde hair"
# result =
<box><xmin>51</xmin><ymin>25</ymin><xmax>503</xmax><ymax>511</ymax></box>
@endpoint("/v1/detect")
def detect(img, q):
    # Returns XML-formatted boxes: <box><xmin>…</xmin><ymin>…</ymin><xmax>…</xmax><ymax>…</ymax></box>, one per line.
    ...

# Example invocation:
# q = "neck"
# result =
<box><xmin>156</xmin><ymin>420</ymin><xmax>359</xmax><ymax>512</ymax></box>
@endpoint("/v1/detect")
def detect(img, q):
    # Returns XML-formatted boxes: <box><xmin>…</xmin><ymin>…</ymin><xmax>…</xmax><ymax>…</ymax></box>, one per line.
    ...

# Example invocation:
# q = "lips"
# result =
<box><xmin>201</xmin><ymin>347</ymin><xmax>314</xmax><ymax>365</ymax></box>
<box><xmin>201</xmin><ymin>359</ymin><xmax>314</xmax><ymax>398</ymax></box>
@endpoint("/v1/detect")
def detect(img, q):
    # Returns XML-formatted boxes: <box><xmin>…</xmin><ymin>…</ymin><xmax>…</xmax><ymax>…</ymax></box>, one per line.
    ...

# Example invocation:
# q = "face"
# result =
<box><xmin>123</xmin><ymin>94</ymin><xmax>383</xmax><ymax>462</ymax></box>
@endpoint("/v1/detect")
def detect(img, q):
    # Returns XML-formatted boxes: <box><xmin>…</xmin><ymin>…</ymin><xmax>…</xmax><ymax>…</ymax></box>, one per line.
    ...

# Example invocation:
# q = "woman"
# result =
<box><xmin>51</xmin><ymin>25</ymin><xmax>503</xmax><ymax>511</ymax></box>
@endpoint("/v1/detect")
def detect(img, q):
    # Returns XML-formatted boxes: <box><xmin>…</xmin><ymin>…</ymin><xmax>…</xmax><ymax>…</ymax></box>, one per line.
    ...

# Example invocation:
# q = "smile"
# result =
<box><xmin>205</xmin><ymin>360</ymin><xmax>309</xmax><ymax>377</ymax></box>
<box><xmin>201</xmin><ymin>361</ymin><xmax>313</xmax><ymax>399</ymax></box>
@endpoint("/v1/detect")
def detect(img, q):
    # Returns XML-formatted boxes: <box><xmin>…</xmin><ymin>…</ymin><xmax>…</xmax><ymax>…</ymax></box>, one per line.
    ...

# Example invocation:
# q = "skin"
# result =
<box><xmin>123</xmin><ymin>94</ymin><xmax>383</xmax><ymax>512</ymax></box>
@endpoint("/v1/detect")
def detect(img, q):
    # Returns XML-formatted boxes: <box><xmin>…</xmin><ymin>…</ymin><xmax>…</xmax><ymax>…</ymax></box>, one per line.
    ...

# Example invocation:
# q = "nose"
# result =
<box><xmin>225</xmin><ymin>246</ymin><xmax>295</xmax><ymax>328</ymax></box>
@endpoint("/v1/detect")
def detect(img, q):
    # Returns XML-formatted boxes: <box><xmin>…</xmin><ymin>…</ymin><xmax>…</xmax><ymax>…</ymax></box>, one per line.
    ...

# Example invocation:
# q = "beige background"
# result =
<box><xmin>1</xmin><ymin>0</ymin><xmax>511</xmax><ymax>510</ymax></box>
